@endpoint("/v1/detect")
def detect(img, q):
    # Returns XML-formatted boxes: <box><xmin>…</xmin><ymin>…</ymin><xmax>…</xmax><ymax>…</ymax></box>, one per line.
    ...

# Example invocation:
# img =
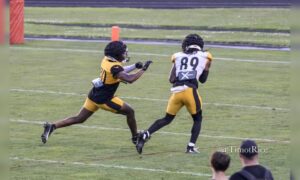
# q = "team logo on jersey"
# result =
<box><xmin>178</xmin><ymin>70</ymin><xmax>197</xmax><ymax>81</ymax></box>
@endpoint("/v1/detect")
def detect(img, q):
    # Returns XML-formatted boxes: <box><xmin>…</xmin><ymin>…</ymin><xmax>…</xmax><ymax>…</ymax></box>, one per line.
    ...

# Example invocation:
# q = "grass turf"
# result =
<box><xmin>25</xmin><ymin>8</ymin><xmax>289</xmax><ymax>30</ymax></box>
<box><xmin>25</xmin><ymin>24</ymin><xmax>290</xmax><ymax>47</ymax></box>
<box><xmin>10</xmin><ymin>39</ymin><xmax>289</xmax><ymax>179</ymax></box>
<box><xmin>24</xmin><ymin>8</ymin><xmax>290</xmax><ymax>47</ymax></box>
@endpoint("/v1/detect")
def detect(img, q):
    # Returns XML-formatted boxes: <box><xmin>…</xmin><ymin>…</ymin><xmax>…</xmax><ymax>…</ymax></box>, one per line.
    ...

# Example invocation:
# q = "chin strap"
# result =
<box><xmin>106</xmin><ymin>56</ymin><xmax>118</xmax><ymax>62</ymax></box>
<box><xmin>106</xmin><ymin>56</ymin><xmax>130</xmax><ymax>64</ymax></box>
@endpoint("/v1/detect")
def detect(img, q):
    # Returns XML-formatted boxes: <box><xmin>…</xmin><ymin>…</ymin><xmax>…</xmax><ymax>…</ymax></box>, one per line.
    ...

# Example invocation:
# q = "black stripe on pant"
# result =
<box><xmin>106</xmin><ymin>100</ymin><xmax>122</xmax><ymax>112</ymax></box>
<box><xmin>192</xmin><ymin>88</ymin><xmax>201</xmax><ymax>113</ymax></box>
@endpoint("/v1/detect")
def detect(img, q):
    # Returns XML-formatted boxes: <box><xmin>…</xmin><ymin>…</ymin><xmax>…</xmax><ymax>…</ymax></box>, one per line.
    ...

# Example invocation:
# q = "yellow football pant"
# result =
<box><xmin>166</xmin><ymin>87</ymin><xmax>202</xmax><ymax>115</ymax></box>
<box><xmin>83</xmin><ymin>96</ymin><xmax>124</xmax><ymax>113</ymax></box>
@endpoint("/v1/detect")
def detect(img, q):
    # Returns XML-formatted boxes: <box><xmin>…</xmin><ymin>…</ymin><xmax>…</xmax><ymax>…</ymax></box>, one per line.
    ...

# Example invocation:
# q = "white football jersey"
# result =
<box><xmin>171</xmin><ymin>51</ymin><xmax>212</xmax><ymax>81</ymax></box>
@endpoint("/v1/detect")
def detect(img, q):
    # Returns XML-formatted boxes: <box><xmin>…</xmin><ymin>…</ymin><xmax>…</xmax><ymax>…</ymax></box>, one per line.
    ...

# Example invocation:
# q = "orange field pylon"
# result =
<box><xmin>111</xmin><ymin>26</ymin><xmax>120</xmax><ymax>41</ymax></box>
<box><xmin>10</xmin><ymin>0</ymin><xmax>24</xmax><ymax>44</ymax></box>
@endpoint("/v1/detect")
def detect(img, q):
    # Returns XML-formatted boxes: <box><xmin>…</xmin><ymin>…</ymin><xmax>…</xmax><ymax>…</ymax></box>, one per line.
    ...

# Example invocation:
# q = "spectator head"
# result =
<box><xmin>239</xmin><ymin>140</ymin><xmax>259</xmax><ymax>160</ymax></box>
<box><xmin>211</xmin><ymin>151</ymin><xmax>231</xmax><ymax>172</ymax></box>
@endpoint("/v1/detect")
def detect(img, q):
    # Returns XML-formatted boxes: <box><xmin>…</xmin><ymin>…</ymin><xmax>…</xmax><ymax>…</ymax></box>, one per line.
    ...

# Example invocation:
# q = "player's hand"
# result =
<box><xmin>142</xmin><ymin>60</ymin><xmax>153</xmax><ymax>71</ymax></box>
<box><xmin>135</xmin><ymin>62</ymin><xmax>143</xmax><ymax>69</ymax></box>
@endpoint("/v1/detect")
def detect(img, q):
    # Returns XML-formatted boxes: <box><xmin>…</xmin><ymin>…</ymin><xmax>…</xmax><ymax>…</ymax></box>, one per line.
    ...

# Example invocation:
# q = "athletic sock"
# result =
<box><xmin>190</xmin><ymin>112</ymin><xmax>202</xmax><ymax>144</ymax></box>
<box><xmin>148</xmin><ymin>114</ymin><xmax>175</xmax><ymax>134</ymax></box>
<box><xmin>188</xmin><ymin>142</ymin><xmax>195</xmax><ymax>147</ymax></box>
<box><xmin>190</xmin><ymin>120</ymin><xmax>201</xmax><ymax>144</ymax></box>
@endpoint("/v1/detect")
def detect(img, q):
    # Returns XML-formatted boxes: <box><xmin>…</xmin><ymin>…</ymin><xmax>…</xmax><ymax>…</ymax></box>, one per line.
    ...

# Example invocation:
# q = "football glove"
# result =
<box><xmin>142</xmin><ymin>60</ymin><xmax>153</xmax><ymax>71</ymax></box>
<box><xmin>135</xmin><ymin>62</ymin><xmax>143</xmax><ymax>69</ymax></box>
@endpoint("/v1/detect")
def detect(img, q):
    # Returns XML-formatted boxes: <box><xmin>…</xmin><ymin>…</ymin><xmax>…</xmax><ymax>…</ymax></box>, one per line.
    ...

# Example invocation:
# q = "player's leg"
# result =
<box><xmin>147</xmin><ymin>113</ymin><xmax>175</xmax><ymax>135</ymax></box>
<box><xmin>118</xmin><ymin>102</ymin><xmax>138</xmax><ymax>143</ymax></box>
<box><xmin>184</xmin><ymin>88</ymin><xmax>203</xmax><ymax>153</ymax></box>
<box><xmin>99</xmin><ymin>97</ymin><xmax>138</xmax><ymax>144</ymax></box>
<box><xmin>53</xmin><ymin>107</ymin><xmax>94</xmax><ymax>128</ymax></box>
<box><xmin>148</xmin><ymin>92</ymin><xmax>183</xmax><ymax>135</ymax></box>
<box><xmin>54</xmin><ymin>98</ymin><xmax>97</xmax><ymax>128</ymax></box>
<box><xmin>41</xmin><ymin>98</ymin><xmax>97</xmax><ymax>144</ymax></box>
<box><xmin>136</xmin><ymin>93</ymin><xmax>182</xmax><ymax>154</ymax></box>
<box><xmin>187</xmin><ymin>111</ymin><xmax>202</xmax><ymax>153</ymax></box>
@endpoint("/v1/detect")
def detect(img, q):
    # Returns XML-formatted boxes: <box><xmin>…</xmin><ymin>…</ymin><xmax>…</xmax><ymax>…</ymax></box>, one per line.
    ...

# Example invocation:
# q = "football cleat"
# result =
<box><xmin>186</xmin><ymin>146</ymin><xmax>200</xmax><ymax>154</ymax></box>
<box><xmin>41</xmin><ymin>122</ymin><xmax>55</xmax><ymax>144</ymax></box>
<box><xmin>131</xmin><ymin>134</ymin><xmax>138</xmax><ymax>145</ymax></box>
<box><xmin>136</xmin><ymin>131</ymin><xmax>150</xmax><ymax>154</ymax></box>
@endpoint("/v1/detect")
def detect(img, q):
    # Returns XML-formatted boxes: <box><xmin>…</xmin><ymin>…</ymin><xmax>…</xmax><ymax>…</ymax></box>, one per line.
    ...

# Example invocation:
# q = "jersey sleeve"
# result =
<box><xmin>111</xmin><ymin>65</ymin><xmax>124</xmax><ymax>78</ymax></box>
<box><xmin>171</xmin><ymin>54</ymin><xmax>176</xmax><ymax>63</ymax></box>
<box><xmin>206</xmin><ymin>51</ymin><xmax>213</xmax><ymax>61</ymax></box>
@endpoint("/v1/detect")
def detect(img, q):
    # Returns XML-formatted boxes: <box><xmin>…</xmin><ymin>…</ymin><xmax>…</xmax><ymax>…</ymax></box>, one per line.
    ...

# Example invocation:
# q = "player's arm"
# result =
<box><xmin>199</xmin><ymin>70</ymin><xmax>209</xmax><ymax>84</ymax></box>
<box><xmin>169</xmin><ymin>64</ymin><xmax>176</xmax><ymax>84</ymax></box>
<box><xmin>117</xmin><ymin>70</ymin><xmax>145</xmax><ymax>84</ymax></box>
<box><xmin>123</xmin><ymin>62</ymin><xmax>143</xmax><ymax>73</ymax></box>
<box><xmin>199</xmin><ymin>52</ymin><xmax>213</xmax><ymax>84</ymax></box>
<box><xmin>169</xmin><ymin>54</ymin><xmax>177</xmax><ymax>84</ymax></box>
<box><xmin>115</xmin><ymin>61</ymin><xmax>152</xmax><ymax>84</ymax></box>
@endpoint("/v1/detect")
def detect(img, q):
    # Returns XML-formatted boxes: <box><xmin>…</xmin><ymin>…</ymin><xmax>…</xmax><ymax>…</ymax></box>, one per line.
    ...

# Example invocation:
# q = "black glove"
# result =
<box><xmin>142</xmin><ymin>60</ymin><xmax>153</xmax><ymax>71</ymax></box>
<box><xmin>135</xmin><ymin>62</ymin><xmax>143</xmax><ymax>69</ymax></box>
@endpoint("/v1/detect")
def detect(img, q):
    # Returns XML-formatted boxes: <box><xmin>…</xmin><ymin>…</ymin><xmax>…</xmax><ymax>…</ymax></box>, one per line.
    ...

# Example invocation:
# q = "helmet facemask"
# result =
<box><xmin>121</xmin><ymin>48</ymin><xmax>130</xmax><ymax>63</ymax></box>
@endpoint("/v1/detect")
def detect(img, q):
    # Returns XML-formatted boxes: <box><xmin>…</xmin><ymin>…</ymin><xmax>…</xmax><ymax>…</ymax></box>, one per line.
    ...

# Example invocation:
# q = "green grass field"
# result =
<box><xmin>24</xmin><ymin>8</ymin><xmax>290</xmax><ymax>47</ymax></box>
<box><xmin>10</xmin><ymin>7</ymin><xmax>290</xmax><ymax>180</ymax></box>
<box><xmin>25</xmin><ymin>8</ymin><xmax>289</xmax><ymax>30</ymax></box>
<box><xmin>25</xmin><ymin>24</ymin><xmax>289</xmax><ymax>47</ymax></box>
<box><xmin>10</xmin><ymin>40</ymin><xmax>290</xmax><ymax>179</ymax></box>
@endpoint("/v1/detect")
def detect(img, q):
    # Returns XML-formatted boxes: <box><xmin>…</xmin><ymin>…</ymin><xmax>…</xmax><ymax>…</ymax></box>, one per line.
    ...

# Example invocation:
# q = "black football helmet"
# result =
<box><xmin>104</xmin><ymin>41</ymin><xmax>129</xmax><ymax>62</ymax></box>
<box><xmin>181</xmin><ymin>34</ymin><xmax>204</xmax><ymax>53</ymax></box>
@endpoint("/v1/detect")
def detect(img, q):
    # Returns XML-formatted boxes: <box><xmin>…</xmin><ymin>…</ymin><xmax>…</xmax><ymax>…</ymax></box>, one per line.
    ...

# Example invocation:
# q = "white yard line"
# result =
<box><xmin>10</xmin><ymin>88</ymin><xmax>290</xmax><ymax>111</ymax></box>
<box><xmin>10</xmin><ymin>46</ymin><xmax>290</xmax><ymax>64</ymax></box>
<box><xmin>10</xmin><ymin>157</ymin><xmax>211</xmax><ymax>177</ymax></box>
<box><xmin>9</xmin><ymin>119</ymin><xmax>290</xmax><ymax>144</ymax></box>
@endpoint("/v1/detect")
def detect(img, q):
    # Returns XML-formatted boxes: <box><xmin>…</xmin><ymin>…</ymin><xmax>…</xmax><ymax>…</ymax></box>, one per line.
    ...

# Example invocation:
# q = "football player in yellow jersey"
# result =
<box><xmin>41</xmin><ymin>41</ymin><xmax>152</xmax><ymax>145</ymax></box>
<box><xmin>136</xmin><ymin>34</ymin><xmax>212</xmax><ymax>154</ymax></box>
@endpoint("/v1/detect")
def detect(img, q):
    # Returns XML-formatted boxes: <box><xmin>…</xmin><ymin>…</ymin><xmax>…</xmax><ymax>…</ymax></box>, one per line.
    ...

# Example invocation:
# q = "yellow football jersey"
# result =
<box><xmin>87</xmin><ymin>56</ymin><xmax>124</xmax><ymax>104</ymax></box>
<box><xmin>100</xmin><ymin>57</ymin><xmax>123</xmax><ymax>85</ymax></box>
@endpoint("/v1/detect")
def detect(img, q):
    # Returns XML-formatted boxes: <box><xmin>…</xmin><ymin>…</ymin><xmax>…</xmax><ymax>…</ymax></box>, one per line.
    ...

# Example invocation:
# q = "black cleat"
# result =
<box><xmin>131</xmin><ymin>134</ymin><xmax>138</xmax><ymax>145</ymax></box>
<box><xmin>136</xmin><ymin>131</ymin><xmax>150</xmax><ymax>154</ymax></box>
<box><xmin>41</xmin><ymin>122</ymin><xmax>55</xmax><ymax>144</ymax></box>
<box><xmin>136</xmin><ymin>137</ymin><xmax>145</xmax><ymax>154</ymax></box>
<box><xmin>186</xmin><ymin>146</ymin><xmax>200</xmax><ymax>154</ymax></box>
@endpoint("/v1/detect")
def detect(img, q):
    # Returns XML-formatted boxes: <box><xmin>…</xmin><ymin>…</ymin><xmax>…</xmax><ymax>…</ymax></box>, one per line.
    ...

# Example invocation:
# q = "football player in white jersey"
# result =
<box><xmin>136</xmin><ymin>34</ymin><xmax>212</xmax><ymax>154</ymax></box>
